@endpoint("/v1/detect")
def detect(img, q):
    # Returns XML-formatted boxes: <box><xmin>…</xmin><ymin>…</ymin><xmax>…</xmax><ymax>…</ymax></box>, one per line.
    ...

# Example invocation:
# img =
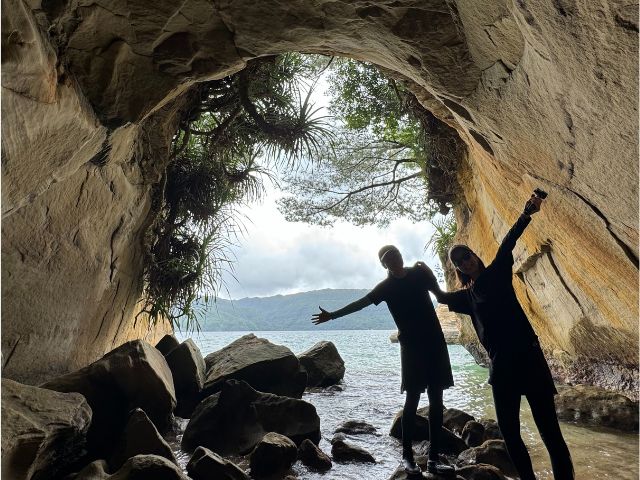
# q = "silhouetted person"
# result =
<box><xmin>422</xmin><ymin>194</ymin><xmax>574</xmax><ymax>480</ymax></box>
<box><xmin>312</xmin><ymin>246</ymin><xmax>455</xmax><ymax>476</ymax></box>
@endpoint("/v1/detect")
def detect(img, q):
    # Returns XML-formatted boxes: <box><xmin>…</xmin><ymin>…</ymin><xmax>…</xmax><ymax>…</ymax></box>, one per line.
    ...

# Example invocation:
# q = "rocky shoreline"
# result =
<box><xmin>2</xmin><ymin>334</ymin><xmax>637</xmax><ymax>480</ymax></box>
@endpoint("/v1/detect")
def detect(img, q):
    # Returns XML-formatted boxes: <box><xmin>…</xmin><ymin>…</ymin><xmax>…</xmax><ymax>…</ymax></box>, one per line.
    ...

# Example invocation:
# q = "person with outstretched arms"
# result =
<box><xmin>312</xmin><ymin>246</ymin><xmax>455</xmax><ymax>476</ymax></box>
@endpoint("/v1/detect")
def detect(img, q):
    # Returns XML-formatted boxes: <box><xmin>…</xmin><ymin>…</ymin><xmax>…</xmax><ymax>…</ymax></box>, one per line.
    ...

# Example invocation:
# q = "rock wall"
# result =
<box><xmin>2</xmin><ymin>0</ymin><xmax>637</xmax><ymax>391</ymax></box>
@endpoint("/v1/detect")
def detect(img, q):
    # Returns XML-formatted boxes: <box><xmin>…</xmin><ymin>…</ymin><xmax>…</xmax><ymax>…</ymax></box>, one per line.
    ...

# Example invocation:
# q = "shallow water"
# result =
<box><xmin>173</xmin><ymin>330</ymin><xmax>639</xmax><ymax>479</ymax></box>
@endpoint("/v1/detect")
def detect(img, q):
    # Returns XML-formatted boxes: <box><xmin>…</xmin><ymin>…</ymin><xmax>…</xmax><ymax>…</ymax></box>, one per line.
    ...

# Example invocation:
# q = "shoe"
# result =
<box><xmin>426</xmin><ymin>460</ymin><xmax>455</xmax><ymax>475</ymax></box>
<box><xmin>402</xmin><ymin>456</ymin><xmax>421</xmax><ymax>475</ymax></box>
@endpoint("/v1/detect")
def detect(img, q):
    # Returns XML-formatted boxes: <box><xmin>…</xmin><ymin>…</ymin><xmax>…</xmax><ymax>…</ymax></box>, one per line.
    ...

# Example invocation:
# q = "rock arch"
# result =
<box><xmin>2</xmin><ymin>0</ymin><xmax>638</xmax><ymax>392</ymax></box>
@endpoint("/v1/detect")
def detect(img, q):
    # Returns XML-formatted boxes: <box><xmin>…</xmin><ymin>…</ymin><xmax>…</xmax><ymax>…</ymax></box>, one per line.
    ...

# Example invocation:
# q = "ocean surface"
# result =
<box><xmin>174</xmin><ymin>330</ymin><xmax>639</xmax><ymax>480</ymax></box>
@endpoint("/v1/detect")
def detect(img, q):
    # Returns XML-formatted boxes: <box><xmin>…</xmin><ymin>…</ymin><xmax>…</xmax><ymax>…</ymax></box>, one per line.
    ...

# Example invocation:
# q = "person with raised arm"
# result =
<box><xmin>420</xmin><ymin>192</ymin><xmax>574</xmax><ymax>480</ymax></box>
<box><xmin>312</xmin><ymin>246</ymin><xmax>456</xmax><ymax>476</ymax></box>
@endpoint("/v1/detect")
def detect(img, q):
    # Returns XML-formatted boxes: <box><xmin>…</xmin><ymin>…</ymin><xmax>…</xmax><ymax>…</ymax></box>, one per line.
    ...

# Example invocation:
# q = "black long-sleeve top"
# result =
<box><xmin>442</xmin><ymin>215</ymin><xmax>538</xmax><ymax>364</ymax></box>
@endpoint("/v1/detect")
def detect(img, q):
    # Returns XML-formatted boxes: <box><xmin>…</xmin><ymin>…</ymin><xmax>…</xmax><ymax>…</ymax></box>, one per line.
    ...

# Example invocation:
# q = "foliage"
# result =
<box><xmin>425</xmin><ymin>214</ymin><xmax>457</xmax><ymax>259</ymax></box>
<box><xmin>140</xmin><ymin>54</ymin><xmax>331</xmax><ymax>331</ymax></box>
<box><xmin>277</xmin><ymin>58</ymin><xmax>462</xmax><ymax>227</ymax></box>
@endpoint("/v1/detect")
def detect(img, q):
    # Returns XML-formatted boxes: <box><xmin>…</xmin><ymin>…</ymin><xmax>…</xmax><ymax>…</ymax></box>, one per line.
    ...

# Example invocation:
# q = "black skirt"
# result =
<box><xmin>399</xmin><ymin>336</ymin><xmax>454</xmax><ymax>393</ymax></box>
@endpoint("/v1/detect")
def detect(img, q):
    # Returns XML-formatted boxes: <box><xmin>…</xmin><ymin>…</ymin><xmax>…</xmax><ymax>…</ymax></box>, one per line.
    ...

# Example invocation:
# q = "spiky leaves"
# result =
<box><xmin>140</xmin><ymin>54</ymin><xmax>331</xmax><ymax>331</ymax></box>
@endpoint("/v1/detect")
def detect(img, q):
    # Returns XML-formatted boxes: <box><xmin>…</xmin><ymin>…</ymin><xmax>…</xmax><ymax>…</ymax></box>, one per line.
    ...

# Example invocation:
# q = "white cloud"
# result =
<box><xmin>218</xmin><ymin>187</ymin><xmax>439</xmax><ymax>299</ymax></box>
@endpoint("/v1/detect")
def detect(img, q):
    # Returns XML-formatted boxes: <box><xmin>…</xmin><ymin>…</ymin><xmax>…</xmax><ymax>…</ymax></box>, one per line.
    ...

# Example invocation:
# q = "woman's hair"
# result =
<box><xmin>448</xmin><ymin>244</ymin><xmax>485</xmax><ymax>288</ymax></box>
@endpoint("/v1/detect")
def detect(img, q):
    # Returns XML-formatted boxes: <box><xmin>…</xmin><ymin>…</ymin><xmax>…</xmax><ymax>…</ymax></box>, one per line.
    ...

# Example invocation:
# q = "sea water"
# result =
<box><xmin>174</xmin><ymin>330</ymin><xmax>639</xmax><ymax>479</ymax></box>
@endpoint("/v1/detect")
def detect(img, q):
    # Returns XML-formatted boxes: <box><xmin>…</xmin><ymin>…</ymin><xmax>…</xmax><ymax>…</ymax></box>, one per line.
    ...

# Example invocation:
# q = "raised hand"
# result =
<box><xmin>524</xmin><ymin>194</ymin><xmax>542</xmax><ymax>215</ymax></box>
<box><xmin>312</xmin><ymin>307</ymin><xmax>332</xmax><ymax>325</ymax></box>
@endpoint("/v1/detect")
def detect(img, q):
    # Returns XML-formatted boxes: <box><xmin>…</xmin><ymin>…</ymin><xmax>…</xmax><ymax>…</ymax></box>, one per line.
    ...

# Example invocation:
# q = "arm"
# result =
<box><xmin>311</xmin><ymin>295</ymin><xmax>373</xmax><ymax>325</ymax></box>
<box><xmin>494</xmin><ymin>195</ymin><xmax>542</xmax><ymax>261</ymax></box>
<box><xmin>414</xmin><ymin>261</ymin><xmax>471</xmax><ymax>314</ymax></box>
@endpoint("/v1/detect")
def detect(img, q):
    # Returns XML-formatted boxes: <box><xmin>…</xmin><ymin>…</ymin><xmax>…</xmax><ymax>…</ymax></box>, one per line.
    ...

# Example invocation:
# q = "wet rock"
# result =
<box><xmin>477</xmin><ymin>419</ymin><xmax>502</xmax><ymax>441</ymax></box>
<box><xmin>391</xmin><ymin>409</ymin><xmax>467</xmax><ymax>455</ymax></box>
<box><xmin>335</xmin><ymin>420</ymin><xmax>378</xmax><ymax>435</ymax></box>
<box><xmin>70</xmin><ymin>455</ymin><xmax>189</xmax><ymax>480</ymax></box>
<box><xmin>331</xmin><ymin>433</ymin><xmax>347</xmax><ymax>444</ymax></box>
<box><xmin>390</xmin><ymin>408</ymin><xmax>430</xmax><ymax>440</ymax></box>
<box><xmin>109</xmin><ymin>408</ymin><xmax>177</xmax><ymax>470</ymax></box>
<box><xmin>461</xmin><ymin>421</ymin><xmax>485</xmax><ymax>448</ymax></box>
<box><xmin>249</xmin><ymin>432</ymin><xmax>298</xmax><ymax>478</ymax></box>
<box><xmin>2</xmin><ymin>379</ymin><xmax>92</xmax><ymax>480</ymax></box>
<box><xmin>182</xmin><ymin>379</ymin><xmax>320</xmax><ymax>455</ymax></box>
<box><xmin>186</xmin><ymin>446</ymin><xmax>249</xmax><ymax>480</ymax></box>
<box><xmin>443</xmin><ymin>408</ymin><xmax>475</xmax><ymax>435</ymax></box>
<box><xmin>555</xmin><ymin>384</ymin><xmax>639</xmax><ymax>431</ymax></box>
<box><xmin>331</xmin><ymin>438</ymin><xmax>376</xmax><ymax>463</ymax></box>
<box><xmin>456</xmin><ymin>463</ymin><xmax>507</xmax><ymax>480</ymax></box>
<box><xmin>390</xmin><ymin>331</ymin><xmax>399</xmax><ymax>343</ymax></box>
<box><xmin>41</xmin><ymin>340</ymin><xmax>176</xmax><ymax>457</ymax></box>
<box><xmin>298</xmin><ymin>340</ymin><xmax>345</xmax><ymax>387</ymax></box>
<box><xmin>298</xmin><ymin>438</ymin><xmax>332</xmax><ymax>471</ymax></box>
<box><xmin>456</xmin><ymin>440</ymin><xmax>517</xmax><ymax>478</ymax></box>
<box><xmin>203</xmin><ymin>334</ymin><xmax>306</xmax><ymax>398</ymax></box>
<box><xmin>165</xmin><ymin>339</ymin><xmax>206</xmax><ymax>418</ymax></box>
<box><xmin>156</xmin><ymin>335</ymin><xmax>180</xmax><ymax>356</ymax></box>
<box><xmin>414</xmin><ymin>427</ymin><xmax>468</xmax><ymax>457</ymax></box>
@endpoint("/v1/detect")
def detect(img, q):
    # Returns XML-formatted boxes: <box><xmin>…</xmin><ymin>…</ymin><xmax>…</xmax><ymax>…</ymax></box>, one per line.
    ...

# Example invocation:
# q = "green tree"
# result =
<box><xmin>140</xmin><ymin>54</ymin><xmax>331</xmax><ymax>330</ymax></box>
<box><xmin>277</xmin><ymin>58</ymin><xmax>462</xmax><ymax>227</ymax></box>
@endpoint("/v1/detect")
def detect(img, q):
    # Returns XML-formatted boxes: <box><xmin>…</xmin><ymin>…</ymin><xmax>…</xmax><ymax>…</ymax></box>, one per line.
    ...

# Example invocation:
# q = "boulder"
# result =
<box><xmin>186</xmin><ymin>446</ymin><xmax>250</xmax><ymax>480</ymax></box>
<box><xmin>335</xmin><ymin>420</ymin><xmax>378</xmax><ymax>435</ymax></box>
<box><xmin>2</xmin><ymin>379</ymin><xmax>92</xmax><ymax>480</ymax></box>
<box><xmin>182</xmin><ymin>379</ymin><xmax>320</xmax><ymax>455</ymax></box>
<box><xmin>443</xmin><ymin>408</ymin><xmax>475</xmax><ymax>435</ymax></box>
<box><xmin>390</xmin><ymin>408</ymin><xmax>429</xmax><ymax>440</ymax></box>
<box><xmin>456</xmin><ymin>440</ymin><xmax>517</xmax><ymax>478</ymax></box>
<box><xmin>298</xmin><ymin>439</ymin><xmax>332</xmax><ymax>471</ymax></box>
<box><xmin>165</xmin><ymin>339</ymin><xmax>206</xmax><ymax>418</ymax></box>
<box><xmin>70</xmin><ymin>455</ymin><xmax>189</xmax><ymax>480</ymax></box>
<box><xmin>554</xmin><ymin>384</ymin><xmax>638</xmax><ymax>431</ymax></box>
<box><xmin>414</xmin><ymin>428</ymin><xmax>468</xmax><ymax>457</ymax></box>
<box><xmin>298</xmin><ymin>341</ymin><xmax>345</xmax><ymax>387</ymax></box>
<box><xmin>156</xmin><ymin>335</ymin><xmax>181</xmax><ymax>356</ymax></box>
<box><xmin>477</xmin><ymin>419</ymin><xmax>502</xmax><ymax>441</ymax></box>
<box><xmin>390</xmin><ymin>332</ymin><xmax>399</xmax><ymax>343</ymax></box>
<box><xmin>390</xmin><ymin>409</ymin><xmax>467</xmax><ymax>455</ymax></box>
<box><xmin>331</xmin><ymin>438</ymin><xmax>376</xmax><ymax>463</ymax></box>
<box><xmin>249</xmin><ymin>432</ymin><xmax>298</xmax><ymax>478</ymax></box>
<box><xmin>456</xmin><ymin>464</ymin><xmax>507</xmax><ymax>480</ymax></box>
<box><xmin>461</xmin><ymin>421</ymin><xmax>486</xmax><ymax>448</ymax></box>
<box><xmin>203</xmin><ymin>334</ymin><xmax>306</xmax><ymax>398</ymax></box>
<box><xmin>109</xmin><ymin>408</ymin><xmax>177</xmax><ymax>470</ymax></box>
<box><xmin>41</xmin><ymin>340</ymin><xmax>176</xmax><ymax>457</ymax></box>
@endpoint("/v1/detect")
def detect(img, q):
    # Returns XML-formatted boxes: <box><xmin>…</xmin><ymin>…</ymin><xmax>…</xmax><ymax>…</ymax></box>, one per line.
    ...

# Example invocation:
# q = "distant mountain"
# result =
<box><xmin>190</xmin><ymin>288</ymin><xmax>435</xmax><ymax>331</ymax></box>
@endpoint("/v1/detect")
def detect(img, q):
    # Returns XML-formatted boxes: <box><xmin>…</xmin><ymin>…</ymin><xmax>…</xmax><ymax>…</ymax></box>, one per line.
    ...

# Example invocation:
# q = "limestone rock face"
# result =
<box><xmin>298</xmin><ymin>340</ymin><xmax>345</xmax><ymax>387</ymax></box>
<box><xmin>203</xmin><ymin>334</ymin><xmax>306</xmax><ymax>398</ymax></box>
<box><xmin>1</xmin><ymin>379</ymin><xmax>92</xmax><ymax>480</ymax></box>
<box><xmin>41</xmin><ymin>340</ymin><xmax>176</xmax><ymax>457</ymax></box>
<box><xmin>182</xmin><ymin>379</ymin><xmax>320</xmax><ymax>455</ymax></box>
<box><xmin>2</xmin><ymin>0</ymin><xmax>637</xmax><ymax>398</ymax></box>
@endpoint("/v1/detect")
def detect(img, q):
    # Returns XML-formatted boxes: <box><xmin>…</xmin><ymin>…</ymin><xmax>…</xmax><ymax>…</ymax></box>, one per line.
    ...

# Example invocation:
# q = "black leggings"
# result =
<box><xmin>492</xmin><ymin>384</ymin><xmax>574</xmax><ymax>480</ymax></box>
<box><xmin>402</xmin><ymin>386</ymin><xmax>444</xmax><ymax>461</ymax></box>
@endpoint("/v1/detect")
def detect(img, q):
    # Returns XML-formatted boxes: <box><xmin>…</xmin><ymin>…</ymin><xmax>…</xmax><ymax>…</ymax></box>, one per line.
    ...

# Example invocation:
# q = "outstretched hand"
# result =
<box><xmin>312</xmin><ymin>307</ymin><xmax>332</xmax><ymax>325</ymax></box>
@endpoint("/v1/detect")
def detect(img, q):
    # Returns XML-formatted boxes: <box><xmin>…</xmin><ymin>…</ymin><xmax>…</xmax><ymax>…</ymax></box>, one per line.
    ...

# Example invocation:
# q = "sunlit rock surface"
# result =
<box><xmin>2</xmin><ymin>1</ymin><xmax>637</xmax><ymax>396</ymax></box>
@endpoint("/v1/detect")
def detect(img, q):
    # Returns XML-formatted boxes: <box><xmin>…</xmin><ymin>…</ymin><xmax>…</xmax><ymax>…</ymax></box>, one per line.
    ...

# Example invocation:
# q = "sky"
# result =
<box><xmin>216</xmin><ymin>64</ymin><xmax>441</xmax><ymax>299</ymax></box>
